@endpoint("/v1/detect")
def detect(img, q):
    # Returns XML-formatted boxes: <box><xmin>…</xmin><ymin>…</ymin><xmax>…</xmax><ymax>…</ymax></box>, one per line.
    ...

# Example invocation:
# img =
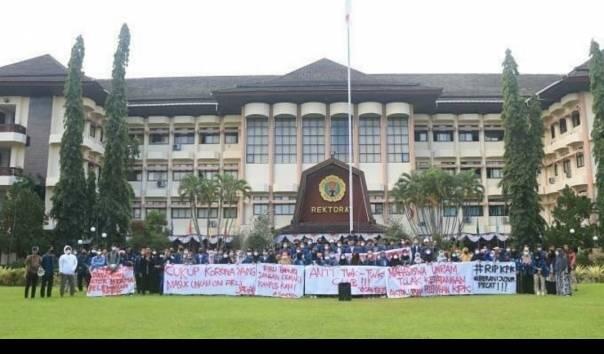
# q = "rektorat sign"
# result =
<box><xmin>310</xmin><ymin>206</ymin><xmax>350</xmax><ymax>214</ymax></box>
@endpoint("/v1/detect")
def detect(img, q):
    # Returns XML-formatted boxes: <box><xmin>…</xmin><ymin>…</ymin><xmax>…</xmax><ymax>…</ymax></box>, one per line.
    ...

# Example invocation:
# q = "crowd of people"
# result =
<box><xmin>22</xmin><ymin>236</ymin><xmax>577</xmax><ymax>298</ymax></box>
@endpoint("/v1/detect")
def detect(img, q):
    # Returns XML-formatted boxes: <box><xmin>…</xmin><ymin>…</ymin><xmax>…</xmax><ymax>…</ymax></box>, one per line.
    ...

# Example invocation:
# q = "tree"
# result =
<box><xmin>589</xmin><ymin>40</ymin><xmax>604</xmax><ymax>229</ymax></box>
<box><xmin>244</xmin><ymin>214</ymin><xmax>273</xmax><ymax>251</ymax></box>
<box><xmin>383</xmin><ymin>217</ymin><xmax>410</xmax><ymax>242</ymax></box>
<box><xmin>128</xmin><ymin>211</ymin><xmax>171</xmax><ymax>251</ymax></box>
<box><xmin>215</xmin><ymin>173</ymin><xmax>251</xmax><ymax>237</ymax></box>
<box><xmin>178</xmin><ymin>174</ymin><xmax>203</xmax><ymax>236</ymax></box>
<box><xmin>50</xmin><ymin>35</ymin><xmax>88</xmax><ymax>246</ymax></box>
<box><xmin>544</xmin><ymin>186</ymin><xmax>597</xmax><ymax>249</ymax></box>
<box><xmin>0</xmin><ymin>177</ymin><xmax>45</xmax><ymax>257</ymax></box>
<box><xmin>98</xmin><ymin>24</ymin><xmax>133</xmax><ymax>245</ymax></box>
<box><xmin>391</xmin><ymin>168</ymin><xmax>484</xmax><ymax>239</ymax></box>
<box><xmin>85</xmin><ymin>169</ymin><xmax>98</xmax><ymax>240</ymax></box>
<box><xmin>500</xmin><ymin>49</ymin><xmax>543</xmax><ymax>247</ymax></box>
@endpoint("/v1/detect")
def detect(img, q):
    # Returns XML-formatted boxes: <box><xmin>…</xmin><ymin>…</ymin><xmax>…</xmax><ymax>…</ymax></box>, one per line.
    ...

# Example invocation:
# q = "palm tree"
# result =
<box><xmin>178</xmin><ymin>174</ymin><xmax>202</xmax><ymax>236</ymax></box>
<box><xmin>198</xmin><ymin>176</ymin><xmax>218</xmax><ymax>238</ymax></box>
<box><xmin>215</xmin><ymin>173</ymin><xmax>251</xmax><ymax>238</ymax></box>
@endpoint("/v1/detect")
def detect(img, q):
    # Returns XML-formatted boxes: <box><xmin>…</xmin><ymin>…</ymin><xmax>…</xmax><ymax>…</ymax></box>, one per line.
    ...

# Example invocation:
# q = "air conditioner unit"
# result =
<box><xmin>463</xmin><ymin>216</ymin><xmax>472</xmax><ymax>224</ymax></box>
<box><xmin>172</xmin><ymin>144</ymin><xmax>182</xmax><ymax>151</ymax></box>
<box><xmin>157</xmin><ymin>180</ymin><xmax>166</xmax><ymax>188</ymax></box>
<box><xmin>548</xmin><ymin>177</ymin><xmax>556</xmax><ymax>184</ymax></box>
<box><xmin>502</xmin><ymin>216</ymin><xmax>510</xmax><ymax>225</ymax></box>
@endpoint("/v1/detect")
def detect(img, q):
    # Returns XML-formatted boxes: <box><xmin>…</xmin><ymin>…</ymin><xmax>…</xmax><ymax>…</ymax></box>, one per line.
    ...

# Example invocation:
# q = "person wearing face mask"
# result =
<box><xmin>106</xmin><ymin>245</ymin><xmax>121</xmax><ymax>272</ymax></box>
<box><xmin>410</xmin><ymin>239</ymin><xmax>421</xmax><ymax>260</ymax></box>
<box><xmin>152</xmin><ymin>249</ymin><xmax>165</xmax><ymax>294</ymax></box>
<box><xmin>460</xmin><ymin>247</ymin><xmax>472</xmax><ymax>262</ymax></box>
<box><xmin>554</xmin><ymin>248</ymin><xmax>572</xmax><ymax>296</ymax></box>
<box><xmin>376</xmin><ymin>252</ymin><xmax>389</xmax><ymax>267</ymax></box>
<box><xmin>58</xmin><ymin>246</ymin><xmax>78</xmax><ymax>297</ymax></box>
<box><xmin>400</xmin><ymin>249</ymin><xmax>411</xmax><ymax>265</ymax></box>
<box><xmin>421</xmin><ymin>244</ymin><xmax>434</xmax><ymax>263</ymax></box>
<box><xmin>278</xmin><ymin>251</ymin><xmax>292</xmax><ymax>265</ymax></box>
<box><xmin>436</xmin><ymin>250</ymin><xmax>447</xmax><ymax>263</ymax></box>
<box><xmin>565</xmin><ymin>245</ymin><xmax>578</xmax><ymax>292</ymax></box>
<box><xmin>544</xmin><ymin>247</ymin><xmax>557</xmax><ymax>295</ymax></box>
<box><xmin>139</xmin><ymin>248</ymin><xmax>153</xmax><ymax>295</ymax></box>
<box><xmin>532</xmin><ymin>249</ymin><xmax>549</xmax><ymax>296</ymax></box>
<box><xmin>450</xmin><ymin>250</ymin><xmax>460</xmax><ymax>262</ymax></box>
<box><xmin>196</xmin><ymin>248</ymin><xmax>209</xmax><ymax>264</ymax></box>
<box><xmin>40</xmin><ymin>247</ymin><xmax>56</xmax><ymax>298</ymax></box>
<box><xmin>350</xmin><ymin>253</ymin><xmax>361</xmax><ymax>266</ymax></box>
<box><xmin>338</xmin><ymin>254</ymin><xmax>349</xmax><ymax>265</ymax></box>
<box><xmin>413</xmin><ymin>252</ymin><xmax>423</xmax><ymax>265</ymax></box>
<box><xmin>90</xmin><ymin>249</ymin><xmax>106</xmax><ymax>271</ymax></box>
<box><xmin>76</xmin><ymin>248</ymin><xmax>91</xmax><ymax>292</ymax></box>
<box><xmin>265</xmin><ymin>250</ymin><xmax>277</xmax><ymax>264</ymax></box>
<box><xmin>499</xmin><ymin>247</ymin><xmax>512</xmax><ymax>262</ymax></box>
<box><xmin>364</xmin><ymin>252</ymin><xmax>377</xmax><ymax>266</ymax></box>
<box><xmin>517</xmin><ymin>247</ymin><xmax>533</xmax><ymax>294</ymax></box>
<box><xmin>242</xmin><ymin>249</ymin><xmax>254</xmax><ymax>264</ymax></box>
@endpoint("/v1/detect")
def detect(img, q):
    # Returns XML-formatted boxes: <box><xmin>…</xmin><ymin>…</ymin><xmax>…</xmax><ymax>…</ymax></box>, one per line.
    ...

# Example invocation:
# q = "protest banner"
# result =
<box><xmin>87</xmin><ymin>266</ymin><xmax>136</xmax><ymax>297</ymax></box>
<box><xmin>470</xmin><ymin>261</ymin><xmax>516</xmax><ymax>294</ymax></box>
<box><xmin>255</xmin><ymin>264</ymin><xmax>305</xmax><ymax>298</ymax></box>
<box><xmin>386</xmin><ymin>262</ymin><xmax>473</xmax><ymax>298</ymax></box>
<box><xmin>163</xmin><ymin>264</ymin><xmax>256</xmax><ymax>296</ymax></box>
<box><xmin>304</xmin><ymin>266</ymin><xmax>387</xmax><ymax>295</ymax></box>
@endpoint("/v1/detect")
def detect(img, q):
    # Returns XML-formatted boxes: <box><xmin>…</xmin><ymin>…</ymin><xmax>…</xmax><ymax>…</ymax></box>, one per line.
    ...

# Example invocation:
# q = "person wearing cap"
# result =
<box><xmin>24</xmin><ymin>246</ymin><xmax>42</xmax><ymax>299</ymax></box>
<box><xmin>58</xmin><ymin>245</ymin><xmax>78</xmax><ymax>297</ymax></box>
<box><xmin>40</xmin><ymin>247</ymin><xmax>56</xmax><ymax>298</ymax></box>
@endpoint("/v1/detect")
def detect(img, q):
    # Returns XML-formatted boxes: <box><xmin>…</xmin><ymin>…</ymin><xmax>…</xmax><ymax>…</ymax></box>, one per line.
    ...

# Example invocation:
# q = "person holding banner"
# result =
<box><xmin>376</xmin><ymin>252</ymin><xmax>389</xmax><ymax>267</ymax></box>
<box><xmin>90</xmin><ymin>249</ymin><xmax>106</xmax><ymax>271</ymax></box>
<box><xmin>278</xmin><ymin>251</ymin><xmax>292</xmax><ymax>265</ymax></box>
<box><xmin>58</xmin><ymin>245</ymin><xmax>78</xmax><ymax>297</ymax></box>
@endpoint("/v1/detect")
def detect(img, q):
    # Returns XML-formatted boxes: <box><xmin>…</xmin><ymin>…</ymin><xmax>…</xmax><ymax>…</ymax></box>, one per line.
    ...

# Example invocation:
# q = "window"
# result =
<box><xmin>415</xmin><ymin>129</ymin><xmax>428</xmax><ymax>142</ymax></box>
<box><xmin>246</xmin><ymin>117</ymin><xmax>269</xmax><ymax>163</ymax></box>
<box><xmin>563</xmin><ymin>159</ymin><xmax>571</xmax><ymax>177</ymax></box>
<box><xmin>554</xmin><ymin>163</ymin><xmax>558</xmax><ymax>177</ymax></box>
<box><xmin>484</xmin><ymin>130</ymin><xmax>504</xmax><ymax>142</ymax></box>
<box><xmin>128</xmin><ymin>130</ymin><xmax>144</xmax><ymax>146</ymax></box>
<box><xmin>433</xmin><ymin>131</ymin><xmax>453</xmax><ymax>142</ymax></box>
<box><xmin>224</xmin><ymin>129</ymin><xmax>239</xmax><ymax>144</ymax></box>
<box><xmin>146</xmin><ymin>208</ymin><xmax>166</xmax><ymax>217</ymax></box>
<box><xmin>487</xmin><ymin>167</ymin><xmax>503</xmax><ymax>179</ymax></box>
<box><xmin>147</xmin><ymin>170</ymin><xmax>168</xmax><ymax>181</ymax></box>
<box><xmin>387</xmin><ymin>117</ymin><xmax>410</xmax><ymax>162</ymax></box>
<box><xmin>275</xmin><ymin>117</ymin><xmax>297</xmax><ymax>164</ymax></box>
<box><xmin>488</xmin><ymin>205</ymin><xmax>508</xmax><ymax>217</ymax></box>
<box><xmin>360</xmin><ymin>117</ymin><xmax>381</xmax><ymax>163</ymax></box>
<box><xmin>224</xmin><ymin>170</ymin><xmax>238</xmax><ymax>178</ymax></box>
<box><xmin>198</xmin><ymin>208</ymin><xmax>218</xmax><ymax>218</ymax></box>
<box><xmin>462</xmin><ymin>206</ymin><xmax>483</xmax><ymax>217</ymax></box>
<box><xmin>389</xmin><ymin>203</ymin><xmax>403</xmax><ymax>215</ymax></box>
<box><xmin>303</xmin><ymin>117</ymin><xmax>325</xmax><ymax>163</ymax></box>
<box><xmin>173</xmin><ymin>171</ymin><xmax>193</xmax><ymax>181</ymax></box>
<box><xmin>370</xmin><ymin>203</ymin><xmax>384</xmax><ymax>215</ymax></box>
<box><xmin>444</xmin><ymin>207</ymin><xmax>458</xmax><ymax>217</ymax></box>
<box><xmin>200</xmin><ymin>129</ymin><xmax>220</xmax><ymax>144</ymax></box>
<box><xmin>132</xmin><ymin>208</ymin><xmax>141</xmax><ymax>219</ymax></box>
<box><xmin>274</xmin><ymin>204</ymin><xmax>295</xmax><ymax>215</ymax></box>
<box><xmin>550</xmin><ymin>125</ymin><xmax>556</xmax><ymax>139</ymax></box>
<box><xmin>89</xmin><ymin>125</ymin><xmax>96</xmax><ymax>138</ymax></box>
<box><xmin>149</xmin><ymin>130</ymin><xmax>169</xmax><ymax>144</ymax></box>
<box><xmin>331</xmin><ymin>116</ymin><xmax>350</xmax><ymax>162</ymax></box>
<box><xmin>224</xmin><ymin>207</ymin><xmax>238</xmax><ymax>219</ymax></box>
<box><xmin>577</xmin><ymin>153</ymin><xmax>584</xmax><ymax>168</ymax></box>
<box><xmin>458</xmin><ymin>130</ymin><xmax>479</xmax><ymax>142</ymax></box>
<box><xmin>171</xmin><ymin>208</ymin><xmax>191</xmax><ymax>219</ymax></box>
<box><xmin>571</xmin><ymin>111</ymin><xmax>581</xmax><ymax>127</ymax></box>
<box><xmin>559</xmin><ymin>118</ymin><xmax>567</xmax><ymax>134</ymax></box>
<box><xmin>127</xmin><ymin>170</ymin><xmax>142</xmax><ymax>181</ymax></box>
<box><xmin>174</xmin><ymin>130</ymin><xmax>195</xmax><ymax>144</ymax></box>
<box><xmin>461</xmin><ymin>167</ymin><xmax>481</xmax><ymax>178</ymax></box>
<box><xmin>253</xmin><ymin>203</ymin><xmax>269</xmax><ymax>215</ymax></box>
<box><xmin>199</xmin><ymin>170</ymin><xmax>218</xmax><ymax>180</ymax></box>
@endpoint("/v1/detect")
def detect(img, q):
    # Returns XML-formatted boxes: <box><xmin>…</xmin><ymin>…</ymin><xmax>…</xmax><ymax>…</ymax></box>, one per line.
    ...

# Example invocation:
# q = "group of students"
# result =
<box><xmin>22</xmin><ymin>236</ymin><xmax>579</xmax><ymax>298</ymax></box>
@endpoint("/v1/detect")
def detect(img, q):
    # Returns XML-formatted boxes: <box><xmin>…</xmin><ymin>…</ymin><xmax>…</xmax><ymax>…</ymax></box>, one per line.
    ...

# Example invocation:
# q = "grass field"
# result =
<box><xmin>2</xmin><ymin>284</ymin><xmax>603</xmax><ymax>338</ymax></box>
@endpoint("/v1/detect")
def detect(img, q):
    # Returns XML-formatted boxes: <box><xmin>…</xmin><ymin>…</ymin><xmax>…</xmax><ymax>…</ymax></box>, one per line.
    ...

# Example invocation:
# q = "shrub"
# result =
<box><xmin>0</xmin><ymin>267</ymin><xmax>26</xmax><ymax>286</ymax></box>
<box><xmin>575</xmin><ymin>265</ymin><xmax>604</xmax><ymax>283</ymax></box>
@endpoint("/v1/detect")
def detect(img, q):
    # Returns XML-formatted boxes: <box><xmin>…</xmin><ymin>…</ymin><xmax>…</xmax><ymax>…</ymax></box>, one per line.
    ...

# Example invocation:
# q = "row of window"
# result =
<box><xmin>132</xmin><ymin>207</ymin><xmax>238</xmax><ymax>219</ymax></box>
<box><xmin>133</xmin><ymin>130</ymin><xmax>239</xmax><ymax>145</ymax></box>
<box><xmin>246</xmin><ymin>116</ymin><xmax>410</xmax><ymax>164</ymax></box>
<box><xmin>551</xmin><ymin>153</ymin><xmax>584</xmax><ymax>178</ymax></box>
<box><xmin>415</xmin><ymin>130</ymin><xmax>504</xmax><ymax>143</ymax></box>
<box><xmin>253</xmin><ymin>203</ymin><xmax>296</xmax><ymax>215</ymax></box>
<box><xmin>128</xmin><ymin>170</ymin><xmax>238</xmax><ymax>182</ymax></box>
<box><xmin>379</xmin><ymin>204</ymin><xmax>508</xmax><ymax>217</ymax></box>
<box><xmin>550</xmin><ymin>111</ymin><xmax>581</xmax><ymax>139</ymax></box>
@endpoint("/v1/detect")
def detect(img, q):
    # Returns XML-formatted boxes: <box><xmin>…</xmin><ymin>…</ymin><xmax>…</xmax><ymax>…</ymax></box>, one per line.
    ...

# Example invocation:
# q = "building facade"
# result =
<box><xmin>0</xmin><ymin>54</ymin><xmax>596</xmax><ymax>237</ymax></box>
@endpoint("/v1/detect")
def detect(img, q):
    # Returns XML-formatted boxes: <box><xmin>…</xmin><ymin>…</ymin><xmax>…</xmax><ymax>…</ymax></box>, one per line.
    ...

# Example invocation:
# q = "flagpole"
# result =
<box><xmin>346</xmin><ymin>0</ymin><xmax>353</xmax><ymax>234</ymax></box>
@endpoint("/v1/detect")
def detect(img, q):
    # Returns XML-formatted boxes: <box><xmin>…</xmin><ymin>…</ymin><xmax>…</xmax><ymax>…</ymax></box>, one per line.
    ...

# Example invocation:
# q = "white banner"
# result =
<box><xmin>255</xmin><ymin>264</ymin><xmax>305</xmax><ymax>298</ymax></box>
<box><xmin>470</xmin><ymin>261</ymin><xmax>516</xmax><ymax>294</ymax></box>
<box><xmin>163</xmin><ymin>264</ymin><xmax>257</xmax><ymax>296</ymax></box>
<box><xmin>87</xmin><ymin>266</ymin><xmax>136</xmax><ymax>297</ymax></box>
<box><xmin>304</xmin><ymin>266</ymin><xmax>387</xmax><ymax>295</ymax></box>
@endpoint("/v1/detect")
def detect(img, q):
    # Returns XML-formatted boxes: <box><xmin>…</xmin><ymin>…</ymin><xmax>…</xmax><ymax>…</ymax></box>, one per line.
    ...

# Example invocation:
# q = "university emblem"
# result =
<box><xmin>319</xmin><ymin>175</ymin><xmax>346</xmax><ymax>202</ymax></box>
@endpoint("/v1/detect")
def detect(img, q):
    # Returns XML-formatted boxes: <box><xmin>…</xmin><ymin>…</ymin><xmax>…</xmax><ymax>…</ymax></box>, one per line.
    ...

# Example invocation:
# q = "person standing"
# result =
<box><xmin>59</xmin><ymin>246</ymin><xmax>78</xmax><ymax>297</ymax></box>
<box><xmin>554</xmin><ymin>248</ymin><xmax>572</xmax><ymax>296</ymax></box>
<box><xmin>76</xmin><ymin>249</ymin><xmax>90</xmax><ymax>292</ymax></box>
<box><xmin>532</xmin><ymin>250</ymin><xmax>549</xmax><ymax>296</ymax></box>
<box><xmin>139</xmin><ymin>249</ymin><xmax>153</xmax><ymax>295</ymax></box>
<box><xmin>545</xmin><ymin>247</ymin><xmax>557</xmax><ymax>295</ymax></box>
<box><xmin>565</xmin><ymin>245</ymin><xmax>578</xmax><ymax>292</ymax></box>
<box><xmin>24</xmin><ymin>246</ymin><xmax>42</xmax><ymax>299</ymax></box>
<box><xmin>40</xmin><ymin>247</ymin><xmax>56</xmax><ymax>298</ymax></box>
<box><xmin>106</xmin><ymin>245</ymin><xmax>121</xmax><ymax>271</ymax></box>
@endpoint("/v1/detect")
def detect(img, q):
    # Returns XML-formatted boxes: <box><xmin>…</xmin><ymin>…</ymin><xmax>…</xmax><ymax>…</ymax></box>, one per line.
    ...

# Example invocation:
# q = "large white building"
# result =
<box><xmin>0</xmin><ymin>54</ymin><xmax>595</xmax><ymax>238</ymax></box>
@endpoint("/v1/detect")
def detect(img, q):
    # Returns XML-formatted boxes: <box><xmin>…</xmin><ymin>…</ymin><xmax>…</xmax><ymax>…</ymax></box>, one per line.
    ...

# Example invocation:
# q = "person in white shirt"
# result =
<box><xmin>59</xmin><ymin>245</ymin><xmax>78</xmax><ymax>297</ymax></box>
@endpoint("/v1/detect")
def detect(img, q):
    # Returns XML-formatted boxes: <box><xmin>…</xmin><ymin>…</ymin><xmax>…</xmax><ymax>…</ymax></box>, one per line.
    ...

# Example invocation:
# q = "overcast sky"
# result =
<box><xmin>2</xmin><ymin>0</ymin><xmax>604</xmax><ymax>79</ymax></box>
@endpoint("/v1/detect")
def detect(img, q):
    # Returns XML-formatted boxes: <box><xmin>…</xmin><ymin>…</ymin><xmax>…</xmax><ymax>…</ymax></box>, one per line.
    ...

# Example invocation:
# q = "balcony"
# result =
<box><xmin>0</xmin><ymin>124</ymin><xmax>27</xmax><ymax>144</ymax></box>
<box><xmin>459</xmin><ymin>142</ymin><xmax>481</xmax><ymax>157</ymax></box>
<box><xmin>0</xmin><ymin>166</ymin><xmax>23</xmax><ymax>185</ymax></box>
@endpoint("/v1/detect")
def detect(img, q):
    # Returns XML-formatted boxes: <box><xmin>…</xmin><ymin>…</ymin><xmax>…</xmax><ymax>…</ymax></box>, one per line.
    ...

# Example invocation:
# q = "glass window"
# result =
<box><xmin>246</xmin><ymin>117</ymin><xmax>269</xmax><ymax>163</ymax></box>
<box><xmin>488</xmin><ymin>205</ymin><xmax>508</xmax><ymax>217</ymax></box>
<box><xmin>550</xmin><ymin>125</ymin><xmax>556</xmax><ymax>139</ymax></box>
<box><xmin>200</xmin><ymin>129</ymin><xmax>220</xmax><ymax>144</ymax></box>
<box><xmin>414</xmin><ymin>130</ymin><xmax>428</xmax><ymax>142</ymax></box>
<box><xmin>563</xmin><ymin>159</ymin><xmax>571</xmax><ymax>177</ymax></box>
<box><xmin>147</xmin><ymin>171</ymin><xmax>168</xmax><ymax>181</ymax></box>
<box><xmin>173</xmin><ymin>171</ymin><xmax>193</xmax><ymax>181</ymax></box>
<box><xmin>360</xmin><ymin>117</ymin><xmax>381</xmax><ymax>163</ymax></box>
<box><xmin>145</xmin><ymin>208</ymin><xmax>166</xmax><ymax>217</ymax></box>
<box><xmin>433</xmin><ymin>131</ymin><xmax>453</xmax><ymax>142</ymax></box>
<box><xmin>559</xmin><ymin>118</ymin><xmax>567</xmax><ymax>134</ymax></box>
<box><xmin>224</xmin><ymin>170</ymin><xmax>238</xmax><ymax>178</ymax></box>
<box><xmin>224</xmin><ymin>207</ymin><xmax>238</xmax><ymax>219</ymax></box>
<box><xmin>199</xmin><ymin>170</ymin><xmax>219</xmax><ymax>180</ymax></box>
<box><xmin>171</xmin><ymin>208</ymin><xmax>191</xmax><ymax>219</ymax></box>
<box><xmin>224</xmin><ymin>130</ymin><xmax>239</xmax><ymax>144</ymax></box>
<box><xmin>571</xmin><ymin>111</ymin><xmax>581</xmax><ymax>127</ymax></box>
<box><xmin>388</xmin><ymin>203</ymin><xmax>403</xmax><ymax>215</ymax></box>
<box><xmin>174</xmin><ymin>131</ymin><xmax>195</xmax><ymax>144</ymax></box>
<box><xmin>462</xmin><ymin>206</ymin><xmax>483</xmax><ymax>217</ymax></box>
<box><xmin>484</xmin><ymin>130</ymin><xmax>504</xmax><ymax>142</ymax></box>
<box><xmin>149</xmin><ymin>131</ymin><xmax>169</xmax><ymax>145</ymax></box>
<box><xmin>458</xmin><ymin>130</ymin><xmax>479</xmax><ymax>142</ymax></box>
<box><xmin>371</xmin><ymin>203</ymin><xmax>384</xmax><ymax>215</ymax></box>
<box><xmin>302</xmin><ymin>117</ymin><xmax>325</xmax><ymax>163</ymax></box>
<box><xmin>89</xmin><ymin>125</ymin><xmax>96</xmax><ymax>138</ymax></box>
<box><xmin>387</xmin><ymin>117</ymin><xmax>409</xmax><ymax>162</ymax></box>
<box><xmin>554</xmin><ymin>163</ymin><xmax>558</xmax><ymax>176</ymax></box>
<box><xmin>576</xmin><ymin>153</ymin><xmax>584</xmax><ymax>168</ymax></box>
<box><xmin>487</xmin><ymin>167</ymin><xmax>503</xmax><ymax>179</ymax></box>
<box><xmin>127</xmin><ymin>170</ymin><xmax>142</xmax><ymax>181</ymax></box>
<box><xmin>132</xmin><ymin>208</ymin><xmax>141</xmax><ymax>219</ymax></box>
<box><xmin>444</xmin><ymin>207</ymin><xmax>458</xmax><ymax>217</ymax></box>
<box><xmin>198</xmin><ymin>208</ymin><xmax>218</xmax><ymax>218</ymax></box>
<box><xmin>274</xmin><ymin>204</ymin><xmax>295</xmax><ymax>215</ymax></box>
<box><xmin>275</xmin><ymin>117</ymin><xmax>297</xmax><ymax>164</ymax></box>
<box><xmin>253</xmin><ymin>203</ymin><xmax>269</xmax><ymax>215</ymax></box>
<box><xmin>461</xmin><ymin>167</ymin><xmax>481</xmax><ymax>178</ymax></box>
<box><xmin>331</xmin><ymin>116</ymin><xmax>350</xmax><ymax>162</ymax></box>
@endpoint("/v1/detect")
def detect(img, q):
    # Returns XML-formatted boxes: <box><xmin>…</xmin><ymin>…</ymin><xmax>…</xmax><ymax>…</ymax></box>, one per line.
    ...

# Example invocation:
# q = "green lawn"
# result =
<box><xmin>2</xmin><ymin>284</ymin><xmax>603</xmax><ymax>338</ymax></box>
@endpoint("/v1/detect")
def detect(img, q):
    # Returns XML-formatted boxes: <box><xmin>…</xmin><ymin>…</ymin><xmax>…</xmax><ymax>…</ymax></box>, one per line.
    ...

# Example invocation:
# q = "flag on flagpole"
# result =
<box><xmin>346</xmin><ymin>0</ymin><xmax>351</xmax><ymax>23</ymax></box>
